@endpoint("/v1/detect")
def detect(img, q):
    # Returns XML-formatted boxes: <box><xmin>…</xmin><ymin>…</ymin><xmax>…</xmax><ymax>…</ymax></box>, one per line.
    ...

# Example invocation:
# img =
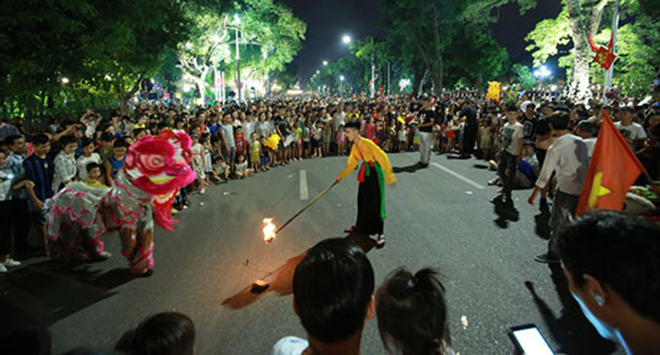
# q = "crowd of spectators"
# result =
<box><xmin>1</xmin><ymin>85</ymin><xmax>660</xmax><ymax>353</ymax></box>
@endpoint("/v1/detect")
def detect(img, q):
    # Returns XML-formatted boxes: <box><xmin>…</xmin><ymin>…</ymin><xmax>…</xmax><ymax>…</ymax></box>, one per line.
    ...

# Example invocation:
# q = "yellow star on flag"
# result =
<box><xmin>588</xmin><ymin>172</ymin><xmax>611</xmax><ymax>209</ymax></box>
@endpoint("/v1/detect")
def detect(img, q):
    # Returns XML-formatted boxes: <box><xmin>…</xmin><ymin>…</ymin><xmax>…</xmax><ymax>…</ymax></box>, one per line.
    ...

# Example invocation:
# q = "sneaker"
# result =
<box><xmin>3</xmin><ymin>258</ymin><xmax>21</xmax><ymax>268</ymax></box>
<box><xmin>0</xmin><ymin>264</ymin><xmax>6</xmax><ymax>273</ymax></box>
<box><xmin>534</xmin><ymin>253</ymin><xmax>560</xmax><ymax>264</ymax></box>
<box><xmin>200</xmin><ymin>188</ymin><xmax>206</xmax><ymax>195</ymax></box>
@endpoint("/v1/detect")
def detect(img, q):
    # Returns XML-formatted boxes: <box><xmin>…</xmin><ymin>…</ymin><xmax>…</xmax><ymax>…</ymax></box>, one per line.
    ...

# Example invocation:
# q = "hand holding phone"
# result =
<box><xmin>509</xmin><ymin>324</ymin><xmax>554</xmax><ymax>355</ymax></box>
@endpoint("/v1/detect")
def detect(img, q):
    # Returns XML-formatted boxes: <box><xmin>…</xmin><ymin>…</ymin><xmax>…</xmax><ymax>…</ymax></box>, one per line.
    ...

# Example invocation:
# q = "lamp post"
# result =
<box><xmin>235</xmin><ymin>15</ymin><xmax>242</xmax><ymax>103</ymax></box>
<box><xmin>323</xmin><ymin>60</ymin><xmax>328</xmax><ymax>66</ymax></box>
<box><xmin>533</xmin><ymin>65</ymin><xmax>551</xmax><ymax>89</ymax></box>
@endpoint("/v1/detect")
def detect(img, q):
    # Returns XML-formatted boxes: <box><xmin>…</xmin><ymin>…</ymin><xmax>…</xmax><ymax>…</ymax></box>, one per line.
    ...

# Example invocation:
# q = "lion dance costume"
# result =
<box><xmin>47</xmin><ymin>130</ymin><xmax>196</xmax><ymax>275</ymax></box>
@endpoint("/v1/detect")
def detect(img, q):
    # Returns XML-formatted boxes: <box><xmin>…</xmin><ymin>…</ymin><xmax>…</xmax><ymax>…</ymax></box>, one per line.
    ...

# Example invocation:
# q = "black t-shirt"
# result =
<box><xmin>460</xmin><ymin>106</ymin><xmax>478</xmax><ymax>132</ymax></box>
<box><xmin>275</xmin><ymin>116</ymin><xmax>288</xmax><ymax>135</ymax></box>
<box><xmin>522</xmin><ymin>114</ymin><xmax>538</xmax><ymax>142</ymax></box>
<box><xmin>418</xmin><ymin>109</ymin><xmax>436</xmax><ymax>132</ymax></box>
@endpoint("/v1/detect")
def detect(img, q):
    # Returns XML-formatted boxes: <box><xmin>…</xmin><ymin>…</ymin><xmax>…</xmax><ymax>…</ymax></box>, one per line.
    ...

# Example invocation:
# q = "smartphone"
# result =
<box><xmin>509</xmin><ymin>324</ymin><xmax>554</xmax><ymax>355</ymax></box>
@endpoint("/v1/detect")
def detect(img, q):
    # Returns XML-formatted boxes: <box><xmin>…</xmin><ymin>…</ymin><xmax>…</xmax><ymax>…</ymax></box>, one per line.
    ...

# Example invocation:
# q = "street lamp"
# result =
<box><xmin>323</xmin><ymin>60</ymin><xmax>328</xmax><ymax>66</ymax></box>
<box><xmin>61</xmin><ymin>77</ymin><xmax>70</xmax><ymax>84</ymax></box>
<box><xmin>342</xmin><ymin>35</ymin><xmax>351</xmax><ymax>44</ymax></box>
<box><xmin>534</xmin><ymin>65</ymin><xmax>551</xmax><ymax>79</ymax></box>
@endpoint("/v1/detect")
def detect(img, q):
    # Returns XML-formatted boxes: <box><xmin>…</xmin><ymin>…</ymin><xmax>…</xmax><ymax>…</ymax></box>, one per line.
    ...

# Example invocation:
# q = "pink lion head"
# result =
<box><xmin>124</xmin><ymin>130</ymin><xmax>196</xmax><ymax>196</ymax></box>
<box><xmin>123</xmin><ymin>130</ymin><xmax>196</xmax><ymax>231</ymax></box>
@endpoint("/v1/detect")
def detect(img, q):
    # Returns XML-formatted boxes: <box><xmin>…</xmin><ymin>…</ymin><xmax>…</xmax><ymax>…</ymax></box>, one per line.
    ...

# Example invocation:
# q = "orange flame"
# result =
<box><xmin>263</xmin><ymin>218</ymin><xmax>277</xmax><ymax>244</ymax></box>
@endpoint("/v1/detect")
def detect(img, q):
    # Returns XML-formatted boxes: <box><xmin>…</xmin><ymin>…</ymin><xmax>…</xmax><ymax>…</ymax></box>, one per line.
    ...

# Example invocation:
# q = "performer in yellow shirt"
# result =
<box><xmin>335</xmin><ymin>121</ymin><xmax>396</xmax><ymax>248</ymax></box>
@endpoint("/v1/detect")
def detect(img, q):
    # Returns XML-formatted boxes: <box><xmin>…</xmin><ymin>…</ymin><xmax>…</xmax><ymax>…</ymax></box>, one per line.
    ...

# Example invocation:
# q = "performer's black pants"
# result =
<box><xmin>356</xmin><ymin>168</ymin><xmax>383</xmax><ymax>235</ymax></box>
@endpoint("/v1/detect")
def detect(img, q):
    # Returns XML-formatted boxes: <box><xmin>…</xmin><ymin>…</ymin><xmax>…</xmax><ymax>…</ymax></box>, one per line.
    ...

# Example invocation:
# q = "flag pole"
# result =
<box><xmin>603</xmin><ymin>0</ymin><xmax>621</xmax><ymax>105</ymax></box>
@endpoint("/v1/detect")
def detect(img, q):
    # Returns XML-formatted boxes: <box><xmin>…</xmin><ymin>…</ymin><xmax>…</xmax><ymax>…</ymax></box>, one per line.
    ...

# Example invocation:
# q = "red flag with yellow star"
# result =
<box><xmin>576</xmin><ymin>111</ymin><xmax>646</xmax><ymax>216</ymax></box>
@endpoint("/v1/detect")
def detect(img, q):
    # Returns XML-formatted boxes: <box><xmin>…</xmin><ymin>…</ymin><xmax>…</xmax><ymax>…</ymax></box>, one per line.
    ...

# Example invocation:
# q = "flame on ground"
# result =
<box><xmin>263</xmin><ymin>218</ymin><xmax>277</xmax><ymax>244</ymax></box>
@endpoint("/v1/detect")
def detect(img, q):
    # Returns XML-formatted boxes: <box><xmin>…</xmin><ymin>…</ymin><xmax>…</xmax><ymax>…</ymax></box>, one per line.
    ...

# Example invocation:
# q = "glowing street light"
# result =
<box><xmin>61</xmin><ymin>77</ymin><xmax>70</xmax><ymax>84</ymax></box>
<box><xmin>316</xmin><ymin>70</ymin><xmax>320</xmax><ymax>74</ymax></box>
<box><xmin>534</xmin><ymin>65</ymin><xmax>551</xmax><ymax>79</ymax></box>
<box><xmin>339</xmin><ymin>75</ymin><xmax>345</xmax><ymax>81</ymax></box>
<box><xmin>323</xmin><ymin>60</ymin><xmax>328</xmax><ymax>66</ymax></box>
<box><xmin>342</xmin><ymin>35</ymin><xmax>351</xmax><ymax>44</ymax></box>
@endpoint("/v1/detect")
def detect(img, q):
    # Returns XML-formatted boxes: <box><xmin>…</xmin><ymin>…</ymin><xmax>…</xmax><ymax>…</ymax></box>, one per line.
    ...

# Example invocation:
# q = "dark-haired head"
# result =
<box><xmin>32</xmin><ymin>134</ymin><xmax>50</xmax><ymax>147</ymax></box>
<box><xmin>293</xmin><ymin>238</ymin><xmax>375</xmax><ymax>344</ymax></box>
<box><xmin>559</xmin><ymin>211</ymin><xmax>660</xmax><ymax>343</ymax></box>
<box><xmin>376</xmin><ymin>268</ymin><xmax>451</xmax><ymax>355</ymax></box>
<box><xmin>115</xmin><ymin>312</ymin><xmax>195</xmax><ymax>355</ymax></box>
<box><xmin>549</xmin><ymin>111</ymin><xmax>570</xmax><ymax>131</ymax></box>
<box><xmin>344</xmin><ymin>121</ymin><xmax>361</xmax><ymax>131</ymax></box>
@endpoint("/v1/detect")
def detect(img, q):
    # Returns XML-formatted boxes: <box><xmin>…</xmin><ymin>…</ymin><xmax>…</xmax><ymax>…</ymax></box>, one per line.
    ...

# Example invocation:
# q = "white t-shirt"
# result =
<box><xmin>584</xmin><ymin>137</ymin><xmax>597</xmax><ymax>158</ymax></box>
<box><xmin>334</xmin><ymin>112</ymin><xmax>346</xmax><ymax>130</ymax></box>
<box><xmin>615</xmin><ymin>122</ymin><xmax>647</xmax><ymax>142</ymax></box>
<box><xmin>272</xmin><ymin>336</ymin><xmax>308</xmax><ymax>355</ymax></box>
<box><xmin>502</xmin><ymin>121</ymin><xmax>524</xmax><ymax>156</ymax></box>
<box><xmin>77</xmin><ymin>153</ymin><xmax>102</xmax><ymax>181</ymax></box>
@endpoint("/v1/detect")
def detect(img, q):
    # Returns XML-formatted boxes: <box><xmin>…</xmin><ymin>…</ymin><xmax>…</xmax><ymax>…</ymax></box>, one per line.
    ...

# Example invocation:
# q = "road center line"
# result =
<box><xmin>431</xmin><ymin>162</ymin><xmax>486</xmax><ymax>190</ymax></box>
<box><xmin>300</xmin><ymin>170</ymin><xmax>309</xmax><ymax>200</ymax></box>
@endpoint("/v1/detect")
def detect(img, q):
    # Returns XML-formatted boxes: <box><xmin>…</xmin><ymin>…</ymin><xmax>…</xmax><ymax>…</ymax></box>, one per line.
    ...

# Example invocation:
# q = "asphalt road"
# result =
<box><xmin>1</xmin><ymin>151</ymin><xmax>622</xmax><ymax>354</ymax></box>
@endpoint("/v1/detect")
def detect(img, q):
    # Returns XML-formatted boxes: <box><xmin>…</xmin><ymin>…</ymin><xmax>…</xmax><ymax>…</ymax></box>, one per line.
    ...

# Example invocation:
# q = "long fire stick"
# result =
<box><xmin>275</xmin><ymin>180</ymin><xmax>339</xmax><ymax>234</ymax></box>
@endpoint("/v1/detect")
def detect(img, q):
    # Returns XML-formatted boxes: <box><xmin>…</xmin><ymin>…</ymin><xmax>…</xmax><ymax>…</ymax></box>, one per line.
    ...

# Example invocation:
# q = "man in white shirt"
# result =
<box><xmin>576</xmin><ymin>120</ymin><xmax>597</xmax><ymax>157</ymax></box>
<box><xmin>497</xmin><ymin>105</ymin><xmax>524</xmax><ymax>204</ymax></box>
<box><xmin>615</xmin><ymin>107</ymin><xmax>647</xmax><ymax>151</ymax></box>
<box><xmin>528</xmin><ymin>111</ymin><xmax>589</xmax><ymax>263</ymax></box>
<box><xmin>272</xmin><ymin>238</ymin><xmax>375</xmax><ymax>355</ymax></box>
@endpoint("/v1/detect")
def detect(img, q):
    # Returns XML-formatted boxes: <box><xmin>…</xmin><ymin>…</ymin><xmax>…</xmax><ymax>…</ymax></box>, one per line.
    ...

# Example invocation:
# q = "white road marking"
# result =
<box><xmin>431</xmin><ymin>162</ymin><xmax>486</xmax><ymax>190</ymax></box>
<box><xmin>300</xmin><ymin>170</ymin><xmax>309</xmax><ymax>200</ymax></box>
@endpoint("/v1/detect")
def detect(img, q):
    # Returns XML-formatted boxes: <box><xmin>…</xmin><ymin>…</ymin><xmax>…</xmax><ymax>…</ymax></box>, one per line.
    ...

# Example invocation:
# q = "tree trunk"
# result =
<box><xmin>476</xmin><ymin>72</ymin><xmax>484</xmax><ymax>95</ymax></box>
<box><xmin>419</xmin><ymin>69</ymin><xmax>430</xmax><ymax>96</ymax></box>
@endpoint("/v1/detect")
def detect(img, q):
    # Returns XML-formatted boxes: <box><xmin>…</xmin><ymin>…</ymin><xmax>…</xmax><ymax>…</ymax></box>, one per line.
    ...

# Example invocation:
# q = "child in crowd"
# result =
<box><xmin>322</xmin><ymin>122</ymin><xmax>332</xmax><ymax>156</ymax></box>
<box><xmin>478</xmin><ymin>119</ymin><xmax>493</xmax><ymax>159</ymax></box>
<box><xmin>336</xmin><ymin>124</ymin><xmax>346</xmax><ymax>156</ymax></box>
<box><xmin>104</xmin><ymin>140</ymin><xmax>129</xmax><ymax>185</ymax></box>
<box><xmin>376</xmin><ymin>268</ymin><xmax>455</xmax><ymax>355</ymax></box>
<box><xmin>312</xmin><ymin>121</ymin><xmax>323</xmax><ymax>158</ymax></box>
<box><xmin>203</xmin><ymin>140</ymin><xmax>222</xmax><ymax>184</ymax></box>
<box><xmin>291</xmin><ymin>121</ymin><xmax>302</xmax><ymax>161</ymax></box>
<box><xmin>23</xmin><ymin>134</ymin><xmax>54</xmax><ymax>247</ymax></box>
<box><xmin>235</xmin><ymin>154</ymin><xmax>253</xmax><ymax>179</ymax></box>
<box><xmin>77</xmin><ymin>138</ymin><xmax>102</xmax><ymax>182</ymax></box>
<box><xmin>249</xmin><ymin>132</ymin><xmax>263</xmax><ymax>172</ymax></box>
<box><xmin>53</xmin><ymin>135</ymin><xmax>78</xmax><ymax>192</ymax></box>
<box><xmin>84</xmin><ymin>162</ymin><xmax>107</xmax><ymax>188</ymax></box>
<box><xmin>259</xmin><ymin>136</ymin><xmax>271</xmax><ymax>171</ymax></box>
<box><xmin>212</xmin><ymin>156</ymin><xmax>230</xmax><ymax>181</ymax></box>
<box><xmin>190</xmin><ymin>133</ymin><xmax>207</xmax><ymax>194</ymax></box>
<box><xmin>234</xmin><ymin>126</ymin><xmax>246</xmax><ymax>158</ymax></box>
<box><xmin>98</xmin><ymin>133</ymin><xmax>114</xmax><ymax>162</ymax></box>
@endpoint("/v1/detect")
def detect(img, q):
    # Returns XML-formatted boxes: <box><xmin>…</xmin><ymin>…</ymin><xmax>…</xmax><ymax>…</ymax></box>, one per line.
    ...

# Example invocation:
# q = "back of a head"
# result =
<box><xmin>559</xmin><ymin>212</ymin><xmax>660</xmax><ymax>324</ymax></box>
<box><xmin>376</xmin><ymin>268</ymin><xmax>450</xmax><ymax>355</ymax></box>
<box><xmin>115</xmin><ymin>312</ymin><xmax>195</xmax><ymax>355</ymax></box>
<box><xmin>549</xmin><ymin>111</ymin><xmax>570</xmax><ymax>130</ymax></box>
<box><xmin>293</xmin><ymin>238</ymin><xmax>375</xmax><ymax>344</ymax></box>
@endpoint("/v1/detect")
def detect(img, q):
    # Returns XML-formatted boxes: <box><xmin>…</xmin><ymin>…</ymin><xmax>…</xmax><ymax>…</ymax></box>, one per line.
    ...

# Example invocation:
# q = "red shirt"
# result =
<box><xmin>235</xmin><ymin>134</ymin><xmax>245</xmax><ymax>154</ymax></box>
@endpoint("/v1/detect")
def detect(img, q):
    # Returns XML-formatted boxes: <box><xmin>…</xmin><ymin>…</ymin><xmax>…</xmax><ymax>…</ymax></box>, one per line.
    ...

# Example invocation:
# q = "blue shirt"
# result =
<box><xmin>208</xmin><ymin>122</ymin><xmax>220</xmax><ymax>138</ymax></box>
<box><xmin>23</xmin><ymin>154</ymin><xmax>54</xmax><ymax>202</ymax></box>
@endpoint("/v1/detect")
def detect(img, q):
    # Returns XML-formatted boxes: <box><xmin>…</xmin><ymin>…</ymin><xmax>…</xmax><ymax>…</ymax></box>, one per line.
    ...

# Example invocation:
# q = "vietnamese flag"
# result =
<box><xmin>575</xmin><ymin>111</ymin><xmax>646</xmax><ymax>216</ymax></box>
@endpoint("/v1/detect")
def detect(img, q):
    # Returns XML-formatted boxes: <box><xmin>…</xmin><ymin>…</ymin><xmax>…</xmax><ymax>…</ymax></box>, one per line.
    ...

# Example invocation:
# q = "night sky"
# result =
<box><xmin>282</xmin><ymin>0</ymin><xmax>562</xmax><ymax>80</ymax></box>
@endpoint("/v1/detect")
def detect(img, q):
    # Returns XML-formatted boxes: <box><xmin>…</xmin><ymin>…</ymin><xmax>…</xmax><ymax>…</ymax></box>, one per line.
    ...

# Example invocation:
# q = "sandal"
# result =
<box><xmin>376</xmin><ymin>234</ymin><xmax>386</xmax><ymax>249</ymax></box>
